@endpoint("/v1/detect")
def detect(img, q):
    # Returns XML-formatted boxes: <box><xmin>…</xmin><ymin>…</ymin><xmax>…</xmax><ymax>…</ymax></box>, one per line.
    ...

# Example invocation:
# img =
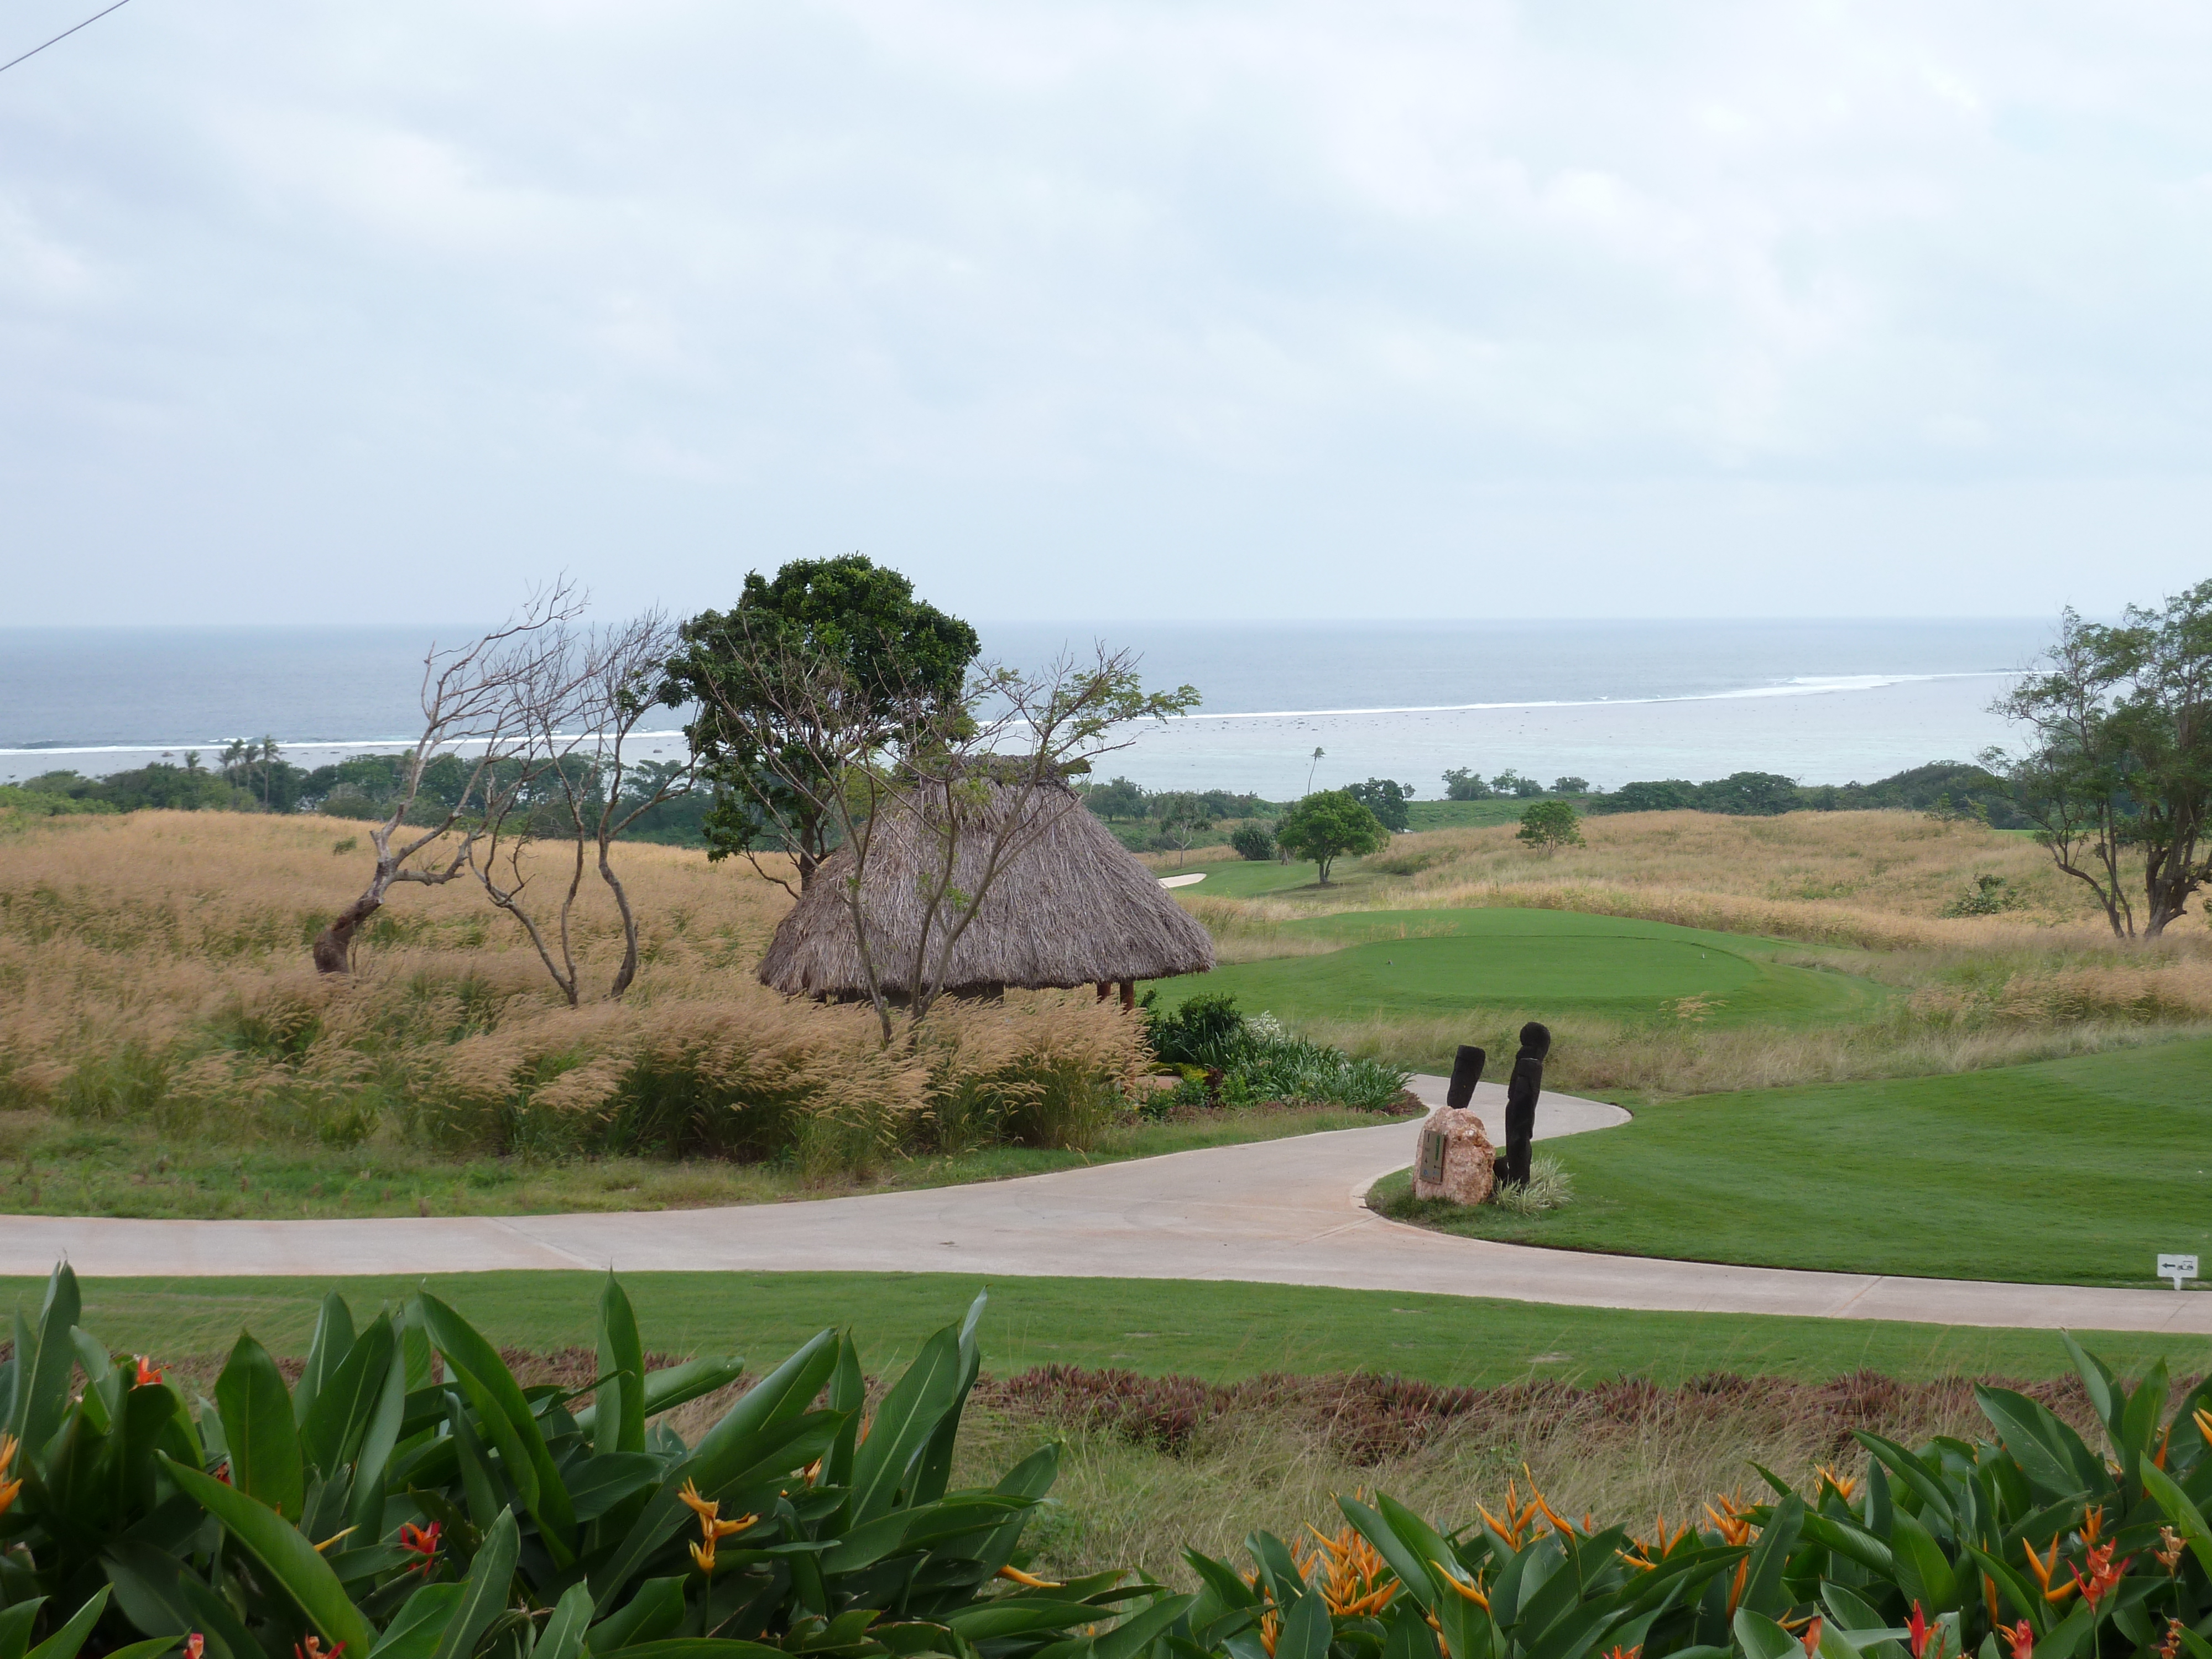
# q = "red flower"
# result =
<box><xmin>133</xmin><ymin>1356</ymin><xmax>164</xmax><ymax>1388</ymax></box>
<box><xmin>1907</xmin><ymin>1603</ymin><xmax>1931</xmax><ymax>1659</ymax></box>
<box><xmin>398</xmin><ymin>1521</ymin><xmax>441</xmax><ymax>1576</ymax></box>
<box><xmin>2007</xmin><ymin>1621</ymin><xmax>2032</xmax><ymax>1659</ymax></box>
<box><xmin>2069</xmin><ymin>1541</ymin><xmax>2130</xmax><ymax>1613</ymax></box>
<box><xmin>185</xmin><ymin>1636</ymin><xmax>204</xmax><ymax>1659</ymax></box>
<box><xmin>213</xmin><ymin>1462</ymin><xmax>233</xmax><ymax>1485</ymax></box>
<box><xmin>293</xmin><ymin>1641</ymin><xmax>343</xmax><ymax>1659</ymax></box>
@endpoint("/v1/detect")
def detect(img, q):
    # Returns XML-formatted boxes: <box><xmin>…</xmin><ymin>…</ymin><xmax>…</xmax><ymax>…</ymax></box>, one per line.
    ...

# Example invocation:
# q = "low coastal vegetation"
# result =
<box><xmin>8</xmin><ymin>1264</ymin><xmax>2211</xmax><ymax>1659</ymax></box>
<box><xmin>0</xmin><ymin>810</ymin><xmax>1402</xmax><ymax>1215</ymax></box>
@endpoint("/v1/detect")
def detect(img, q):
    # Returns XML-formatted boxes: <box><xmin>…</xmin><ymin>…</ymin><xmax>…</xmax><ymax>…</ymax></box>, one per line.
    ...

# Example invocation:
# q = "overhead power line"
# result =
<box><xmin>0</xmin><ymin>0</ymin><xmax>139</xmax><ymax>77</ymax></box>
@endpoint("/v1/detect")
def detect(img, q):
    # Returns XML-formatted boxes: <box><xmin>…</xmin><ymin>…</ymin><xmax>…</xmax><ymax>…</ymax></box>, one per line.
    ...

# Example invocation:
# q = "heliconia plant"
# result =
<box><xmin>0</xmin><ymin>1264</ymin><xmax>1157</xmax><ymax>1659</ymax></box>
<box><xmin>3</xmin><ymin>1266</ymin><xmax>2208</xmax><ymax>1659</ymax></box>
<box><xmin>1172</xmin><ymin>1333</ymin><xmax>2212</xmax><ymax>1659</ymax></box>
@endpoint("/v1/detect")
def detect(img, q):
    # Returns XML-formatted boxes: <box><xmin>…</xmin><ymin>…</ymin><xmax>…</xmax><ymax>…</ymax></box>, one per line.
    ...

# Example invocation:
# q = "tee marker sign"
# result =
<box><xmin>2158</xmin><ymin>1254</ymin><xmax>2198</xmax><ymax>1291</ymax></box>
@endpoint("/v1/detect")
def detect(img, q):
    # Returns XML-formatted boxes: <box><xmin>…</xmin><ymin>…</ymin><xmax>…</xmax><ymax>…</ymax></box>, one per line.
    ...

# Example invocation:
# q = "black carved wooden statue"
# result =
<box><xmin>1502</xmin><ymin>1021</ymin><xmax>1550</xmax><ymax>1187</ymax></box>
<box><xmin>1446</xmin><ymin>1044</ymin><xmax>1485</xmax><ymax>1109</ymax></box>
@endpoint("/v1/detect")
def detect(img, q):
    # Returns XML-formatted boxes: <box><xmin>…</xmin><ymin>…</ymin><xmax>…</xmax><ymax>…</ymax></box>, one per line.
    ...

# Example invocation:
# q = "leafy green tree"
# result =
<box><xmin>1516</xmin><ymin>798</ymin><xmax>1584</xmax><ymax>851</ymax></box>
<box><xmin>661</xmin><ymin>555</ymin><xmax>980</xmax><ymax>891</ymax></box>
<box><xmin>1345</xmin><ymin>777</ymin><xmax>1416</xmax><ymax>831</ymax></box>
<box><xmin>1228</xmin><ymin>823</ymin><xmax>1275</xmax><ymax>860</ymax></box>
<box><xmin>1151</xmin><ymin>791</ymin><xmax>1213</xmax><ymax>864</ymax></box>
<box><xmin>1588</xmin><ymin>778</ymin><xmax>1699</xmax><ymax>814</ymax></box>
<box><xmin>1084</xmin><ymin>775</ymin><xmax>1147</xmax><ymax>820</ymax></box>
<box><xmin>1695</xmin><ymin>771</ymin><xmax>1801</xmax><ymax>816</ymax></box>
<box><xmin>1552</xmin><ymin>775</ymin><xmax>1590</xmax><ymax>794</ymax></box>
<box><xmin>1441</xmin><ymin>766</ymin><xmax>1493</xmax><ymax>800</ymax></box>
<box><xmin>1274</xmin><ymin>790</ymin><xmax>1386</xmax><ymax>884</ymax></box>
<box><xmin>1990</xmin><ymin>581</ymin><xmax>2212</xmax><ymax>938</ymax></box>
<box><xmin>1491</xmin><ymin>769</ymin><xmax>1542</xmax><ymax>797</ymax></box>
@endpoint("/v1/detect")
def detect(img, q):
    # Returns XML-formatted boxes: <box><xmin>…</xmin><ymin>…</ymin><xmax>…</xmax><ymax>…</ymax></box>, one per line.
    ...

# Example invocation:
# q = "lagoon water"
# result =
<box><xmin>0</xmin><ymin>618</ymin><xmax>2053</xmax><ymax>796</ymax></box>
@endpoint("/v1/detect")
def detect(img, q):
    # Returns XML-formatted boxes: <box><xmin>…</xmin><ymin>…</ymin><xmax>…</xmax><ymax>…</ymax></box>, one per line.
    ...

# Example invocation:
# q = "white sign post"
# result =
<box><xmin>2157</xmin><ymin>1254</ymin><xmax>2198</xmax><ymax>1291</ymax></box>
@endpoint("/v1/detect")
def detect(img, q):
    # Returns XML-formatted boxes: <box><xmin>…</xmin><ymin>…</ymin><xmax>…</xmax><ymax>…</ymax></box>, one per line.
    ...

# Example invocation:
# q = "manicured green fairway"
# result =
<box><xmin>1150</xmin><ymin>907</ymin><xmax>1882</xmax><ymax>1028</ymax></box>
<box><xmin>1377</xmin><ymin>1035</ymin><xmax>2212</xmax><ymax>1287</ymax></box>
<box><xmin>10</xmin><ymin>1270</ymin><xmax>2203</xmax><ymax>1387</ymax></box>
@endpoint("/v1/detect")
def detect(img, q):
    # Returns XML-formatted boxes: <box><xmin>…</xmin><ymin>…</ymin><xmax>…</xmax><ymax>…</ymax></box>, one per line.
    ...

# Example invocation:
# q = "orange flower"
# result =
<box><xmin>2022</xmin><ymin>1537</ymin><xmax>2079</xmax><ymax>1606</ymax></box>
<box><xmin>184</xmin><ymin>1637</ymin><xmax>204</xmax><ymax>1659</ymax></box>
<box><xmin>1815</xmin><ymin>1465</ymin><xmax>1858</xmax><ymax>1502</ymax></box>
<box><xmin>1477</xmin><ymin>1479</ymin><xmax>1542</xmax><ymax>1550</ymax></box>
<box><xmin>133</xmin><ymin>1356</ymin><xmax>163</xmax><ymax>1388</ymax></box>
<box><xmin>1302</xmin><ymin>1524</ymin><xmax>1400</xmax><ymax>1617</ymax></box>
<box><xmin>0</xmin><ymin>1434</ymin><xmax>20</xmax><ymax>1521</ymax></box>
<box><xmin>294</xmin><ymin>1640</ymin><xmax>344</xmax><ymax>1659</ymax></box>
<box><xmin>2155</xmin><ymin>1526</ymin><xmax>2187</xmax><ymax>1574</ymax></box>
<box><xmin>2079</xmin><ymin>1507</ymin><xmax>2105</xmax><ymax>1546</ymax></box>
<box><xmin>1907</xmin><ymin>1603</ymin><xmax>1931</xmax><ymax>1659</ymax></box>
<box><xmin>2158</xmin><ymin>1620</ymin><xmax>2184</xmax><ymax>1659</ymax></box>
<box><xmin>2006</xmin><ymin>1621</ymin><xmax>2032</xmax><ymax>1659</ymax></box>
<box><xmin>1599</xmin><ymin>1647</ymin><xmax>1641</xmax><ymax>1659</ymax></box>
<box><xmin>1431</xmin><ymin>1562</ymin><xmax>1489</xmax><ymax>1610</ymax></box>
<box><xmin>689</xmin><ymin>1538</ymin><xmax>716</xmax><ymax>1577</ymax></box>
<box><xmin>1798</xmin><ymin>1616</ymin><xmax>1824</xmax><ymax>1657</ymax></box>
<box><xmin>998</xmin><ymin>1566</ymin><xmax>1064</xmax><ymax>1589</ymax></box>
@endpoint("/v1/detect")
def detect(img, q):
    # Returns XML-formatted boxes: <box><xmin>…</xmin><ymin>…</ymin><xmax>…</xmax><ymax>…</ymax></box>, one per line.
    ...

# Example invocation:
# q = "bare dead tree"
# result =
<box><xmin>691</xmin><ymin>628</ymin><xmax>1196</xmax><ymax>1042</ymax></box>
<box><xmin>469</xmin><ymin>611</ymin><xmax>695</xmax><ymax>1004</ymax></box>
<box><xmin>311</xmin><ymin>583</ymin><xmax>585</xmax><ymax>974</ymax></box>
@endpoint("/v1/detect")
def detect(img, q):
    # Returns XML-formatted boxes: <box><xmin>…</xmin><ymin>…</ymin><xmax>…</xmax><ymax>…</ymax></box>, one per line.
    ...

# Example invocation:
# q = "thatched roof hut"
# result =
<box><xmin>759</xmin><ymin>775</ymin><xmax>1215</xmax><ymax>1001</ymax></box>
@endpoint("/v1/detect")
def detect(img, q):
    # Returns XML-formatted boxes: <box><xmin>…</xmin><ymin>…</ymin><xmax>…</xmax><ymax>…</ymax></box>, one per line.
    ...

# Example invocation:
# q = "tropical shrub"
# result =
<box><xmin>5</xmin><ymin>1272</ymin><xmax>2212</xmax><ymax>1659</ymax></box>
<box><xmin>0</xmin><ymin>1264</ymin><xmax>1148</xmax><ymax>1659</ymax></box>
<box><xmin>1141</xmin><ymin>995</ymin><xmax>1410</xmax><ymax>1112</ymax></box>
<box><xmin>1229</xmin><ymin>826</ymin><xmax>1276</xmax><ymax>862</ymax></box>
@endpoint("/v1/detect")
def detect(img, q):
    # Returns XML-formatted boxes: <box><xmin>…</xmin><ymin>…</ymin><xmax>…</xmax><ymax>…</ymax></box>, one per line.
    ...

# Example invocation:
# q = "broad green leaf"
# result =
<box><xmin>0</xmin><ymin>1601</ymin><xmax>46</xmax><ymax>1659</ymax></box>
<box><xmin>430</xmin><ymin>1506</ymin><xmax>519</xmax><ymax>1659</ymax></box>
<box><xmin>570</xmin><ymin>1357</ymin><xmax>743</xmax><ymax>1443</ymax></box>
<box><xmin>1339</xmin><ymin>1496</ymin><xmax>1440</xmax><ymax>1611</ymax></box>
<box><xmin>593</xmin><ymin>1645</ymin><xmax>786</xmax><ymax>1659</ymax></box>
<box><xmin>102</xmin><ymin>1542</ymin><xmax>199</xmax><ymax>1638</ymax></box>
<box><xmin>946</xmin><ymin>1602</ymin><xmax>1103</xmax><ymax>1640</ymax></box>
<box><xmin>2058</xmin><ymin>1334</ymin><xmax>2117</xmax><ymax>1440</ymax></box>
<box><xmin>536</xmin><ymin>1584</ymin><xmax>594</xmax><ymax>1659</ymax></box>
<box><xmin>102</xmin><ymin>1640</ymin><xmax>182</xmax><ymax>1659</ymax></box>
<box><xmin>161</xmin><ymin>1454</ymin><xmax>375</xmax><ymax>1657</ymax></box>
<box><xmin>1963</xmin><ymin>1547</ymin><xmax>2046</xmax><ymax>1632</ymax></box>
<box><xmin>215</xmin><ymin>1332</ymin><xmax>305</xmax><ymax>1520</ymax></box>
<box><xmin>849</xmin><ymin>1322</ymin><xmax>964</xmax><ymax>1524</ymax></box>
<box><xmin>2141</xmin><ymin>1463</ymin><xmax>2212</xmax><ymax>1578</ymax></box>
<box><xmin>24</xmin><ymin>1588</ymin><xmax>111</xmax><ymax>1659</ymax></box>
<box><xmin>418</xmin><ymin>1295</ymin><xmax>577</xmax><ymax>1562</ymax></box>
<box><xmin>70</xmin><ymin>1327</ymin><xmax>119</xmax><ymax>1430</ymax></box>
<box><xmin>348</xmin><ymin>1333</ymin><xmax>410</xmax><ymax>1541</ymax></box>
<box><xmin>911</xmin><ymin>1290</ymin><xmax>987</xmax><ymax>1508</ymax></box>
<box><xmin>1973</xmin><ymin>1390</ymin><xmax>2089</xmax><ymax>1503</ymax></box>
<box><xmin>589</xmin><ymin>1577</ymin><xmax>687</xmax><ymax>1652</ymax></box>
<box><xmin>1093</xmin><ymin>1596</ymin><xmax>1199</xmax><ymax>1659</ymax></box>
<box><xmin>296</xmin><ymin>1292</ymin><xmax>358</xmax><ymax>1428</ymax></box>
<box><xmin>1887</xmin><ymin>1511</ymin><xmax>1959</xmax><ymax>1615</ymax></box>
<box><xmin>19</xmin><ymin>1262</ymin><xmax>81</xmax><ymax>1451</ymax></box>
<box><xmin>302</xmin><ymin>1314</ymin><xmax>395</xmax><ymax>1477</ymax></box>
<box><xmin>1732</xmin><ymin>1610</ymin><xmax>1798</xmax><ymax>1659</ymax></box>
<box><xmin>596</xmin><ymin>1273</ymin><xmax>647</xmax><ymax>1457</ymax></box>
<box><xmin>1272</xmin><ymin>1592</ymin><xmax>1331</xmax><ymax>1659</ymax></box>
<box><xmin>567</xmin><ymin>1452</ymin><xmax>663</xmax><ymax>1521</ymax></box>
<box><xmin>365</xmin><ymin>1586</ymin><xmax>465</xmax><ymax>1659</ymax></box>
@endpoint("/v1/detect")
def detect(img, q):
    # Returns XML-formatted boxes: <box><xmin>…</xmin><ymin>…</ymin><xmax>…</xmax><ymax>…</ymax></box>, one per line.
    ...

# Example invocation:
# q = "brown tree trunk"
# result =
<box><xmin>312</xmin><ymin>894</ymin><xmax>382</xmax><ymax>974</ymax></box>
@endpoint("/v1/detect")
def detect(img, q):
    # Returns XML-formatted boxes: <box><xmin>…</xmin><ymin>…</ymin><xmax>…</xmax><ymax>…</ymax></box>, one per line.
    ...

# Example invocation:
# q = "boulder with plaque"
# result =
<box><xmin>1411</xmin><ymin>1044</ymin><xmax>1496</xmax><ymax>1206</ymax></box>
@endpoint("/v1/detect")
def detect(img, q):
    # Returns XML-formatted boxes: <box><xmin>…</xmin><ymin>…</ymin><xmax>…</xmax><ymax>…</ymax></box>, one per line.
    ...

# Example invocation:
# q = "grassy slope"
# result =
<box><xmin>1146</xmin><ymin>907</ymin><xmax>1884</xmax><ymax>1030</ymax></box>
<box><xmin>1374</xmin><ymin>1035</ymin><xmax>2212</xmax><ymax>1286</ymax></box>
<box><xmin>0</xmin><ymin>1105</ymin><xmax>1397</xmax><ymax>1221</ymax></box>
<box><xmin>15</xmin><ymin>1270</ymin><xmax>2205</xmax><ymax>1387</ymax></box>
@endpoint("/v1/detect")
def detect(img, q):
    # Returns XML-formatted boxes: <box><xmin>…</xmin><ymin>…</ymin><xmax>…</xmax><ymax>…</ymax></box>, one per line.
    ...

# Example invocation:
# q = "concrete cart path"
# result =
<box><xmin>2</xmin><ymin>1077</ymin><xmax>2206</xmax><ymax>1335</ymax></box>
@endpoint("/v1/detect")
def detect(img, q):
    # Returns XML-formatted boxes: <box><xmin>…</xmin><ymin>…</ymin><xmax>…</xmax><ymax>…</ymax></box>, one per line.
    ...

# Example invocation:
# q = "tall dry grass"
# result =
<box><xmin>958</xmin><ymin>1365</ymin><xmax>2117</xmax><ymax>1585</ymax></box>
<box><xmin>0</xmin><ymin>812</ymin><xmax>1147</xmax><ymax>1173</ymax></box>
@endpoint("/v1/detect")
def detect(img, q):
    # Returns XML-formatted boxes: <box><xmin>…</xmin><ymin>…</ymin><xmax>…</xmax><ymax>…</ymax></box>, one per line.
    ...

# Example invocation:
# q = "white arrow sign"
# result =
<box><xmin>2157</xmin><ymin>1254</ymin><xmax>2198</xmax><ymax>1291</ymax></box>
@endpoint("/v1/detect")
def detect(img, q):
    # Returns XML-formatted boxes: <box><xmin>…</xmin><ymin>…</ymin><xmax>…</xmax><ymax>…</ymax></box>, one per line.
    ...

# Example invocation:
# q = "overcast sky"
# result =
<box><xmin>3</xmin><ymin>1</ymin><xmax>2209</xmax><ymax>625</ymax></box>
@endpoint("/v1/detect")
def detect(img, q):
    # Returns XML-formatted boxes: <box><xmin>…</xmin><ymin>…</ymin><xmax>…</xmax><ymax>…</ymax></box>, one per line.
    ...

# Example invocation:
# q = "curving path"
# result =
<box><xmin>2</xmin><ymin>1079</ymin><xmax>2207</xmax><ymax>1335</ymax></box>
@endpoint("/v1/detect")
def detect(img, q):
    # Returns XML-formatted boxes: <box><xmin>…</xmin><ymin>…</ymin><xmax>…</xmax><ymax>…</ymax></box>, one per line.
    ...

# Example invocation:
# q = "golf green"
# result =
<box><xmin>1149</xmin><ymin>907</ymin><xmax>1881</xmax><ymax>1027</ymax></box>
<box><xmin>1377</xmin><ymin>1035</ymin><xmax>2212</xmax><ymax>1287</ymax></box>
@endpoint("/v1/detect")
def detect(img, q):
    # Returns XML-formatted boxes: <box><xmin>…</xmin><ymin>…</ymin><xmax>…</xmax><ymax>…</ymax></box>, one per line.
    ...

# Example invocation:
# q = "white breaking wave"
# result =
<box><xmin>1173</xmin><ymin>671</ymin><xmax>2018</xmax><ymax>723</ymax></box>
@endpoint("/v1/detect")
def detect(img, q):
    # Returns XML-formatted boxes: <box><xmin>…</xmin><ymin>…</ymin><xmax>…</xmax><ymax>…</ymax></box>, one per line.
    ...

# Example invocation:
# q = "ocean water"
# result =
<box><xmin>0</xmin><ymin>619</ymin><xmax>2054</xmax><ymax>795</ymax></box>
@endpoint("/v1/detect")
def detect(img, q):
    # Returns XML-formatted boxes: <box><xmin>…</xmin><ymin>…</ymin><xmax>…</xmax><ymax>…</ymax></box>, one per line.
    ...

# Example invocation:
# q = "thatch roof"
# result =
<box><xmin>759</xmin><ymin>776</ymin><xmax>1215</xmax><ymax>998</ymax></box>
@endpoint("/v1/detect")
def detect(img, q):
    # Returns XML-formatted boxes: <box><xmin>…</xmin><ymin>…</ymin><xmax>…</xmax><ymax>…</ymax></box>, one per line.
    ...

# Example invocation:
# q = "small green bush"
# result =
<box><xmin>1229</xmin><ymin>824</ymin><xmax>1276</xmax><ymax>860</ymax></box>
